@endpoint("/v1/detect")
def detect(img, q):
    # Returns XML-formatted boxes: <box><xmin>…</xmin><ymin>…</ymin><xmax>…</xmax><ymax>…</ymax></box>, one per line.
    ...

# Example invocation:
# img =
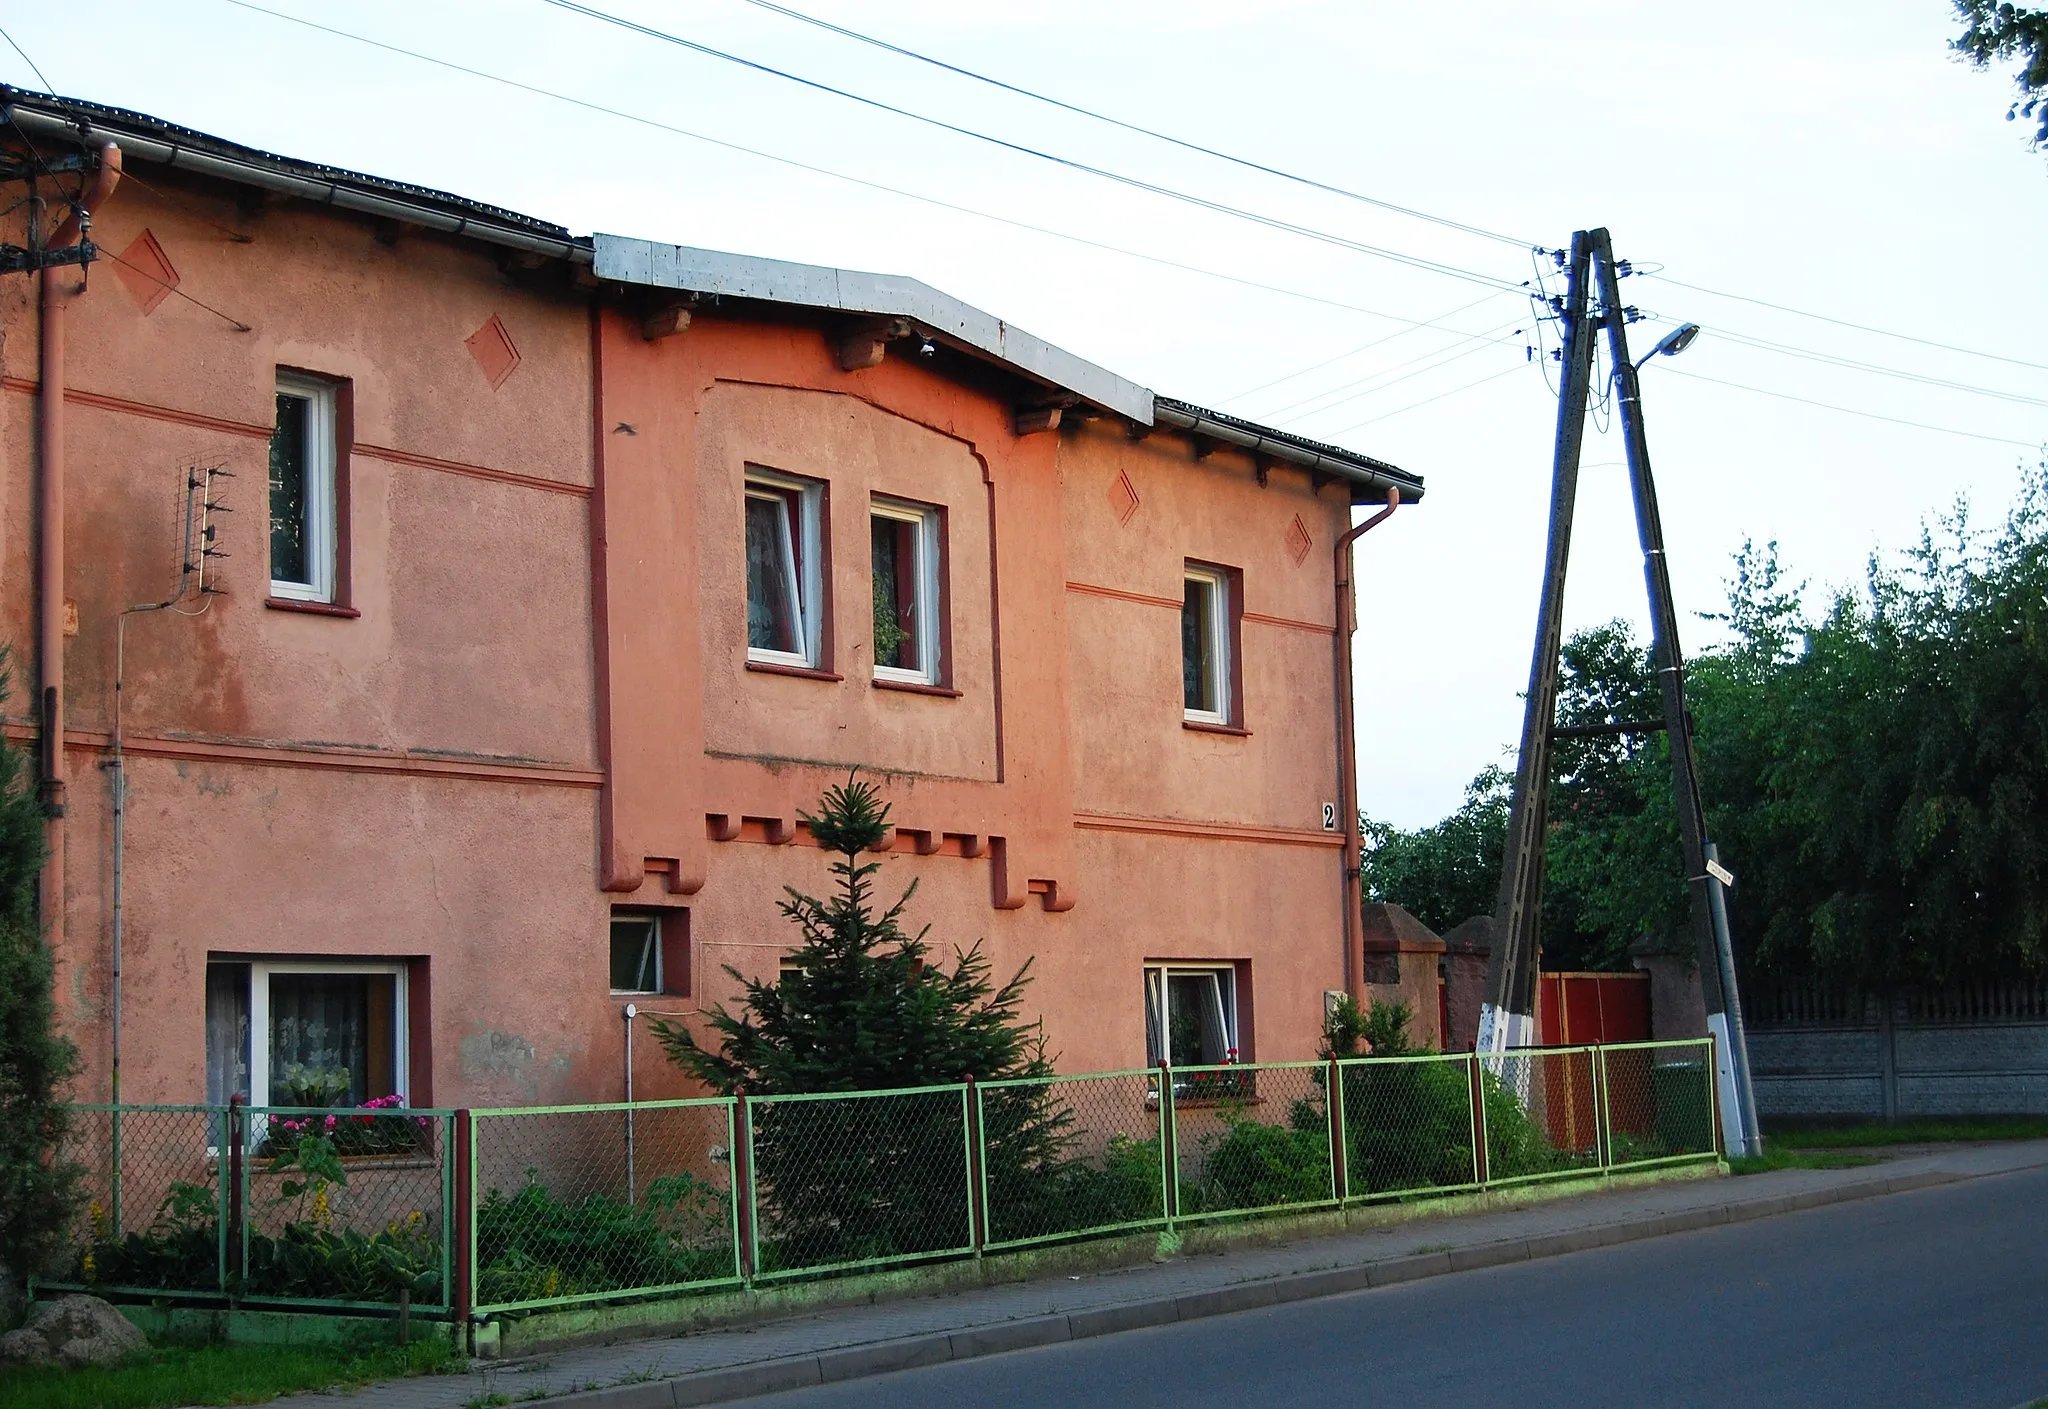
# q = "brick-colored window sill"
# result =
<box><xmin>1183</xmin><ymin>720</ymin><xmax>1251</xmax><ymax>737</ymax></box>
<box><xmin>266</xmin><ymin>597</ymin><xmax>360</xmax><ymax>619</ymax></box>
<box><xmin>746</xmin><ymin>659</ymin><xmax>843</xmax><ymax>682</ymax></box>
<box><xmin>872</xmin><ymin>677</ymin><xmax>962</xmax><ymax>698</ymax></box>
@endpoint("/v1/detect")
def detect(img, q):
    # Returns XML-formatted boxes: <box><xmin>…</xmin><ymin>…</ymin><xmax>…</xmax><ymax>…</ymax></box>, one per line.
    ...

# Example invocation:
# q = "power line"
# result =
<box><xmin>732</xmin><ymin>0</ymin><xmax>1534</xmax><ymax>250</ymax></box>
<box><xmin>1642</xmin><ymin>272</ymin><xmax>2048</xmax><ymax>376</ymax></box>
<box><xmin>1218</xmin><ymin>291</ymin><xmax>1504</xmax><ymax>406</ymax></box>
<box><xmin>0</xmin><ymin>26</ymin><xmax>57</xmax><ymax>94</ymax></box>
<box><xmin>1674</xmin><ymin>322</ymin><xmax>2048</xmax><ymax>413</ymax></box>
<box><xmin>1656</xmin><ymin>366</ymin><xmax>2044</xmax><ymax>450</ymax></box>
<box><xmin>1260</xmin><ymin>317</ymin><xmax>1526</xmax><ymax>423</ymax></box>
<box><xmin>1325</xmin><ymin>361</ymin><xmax>1531</xmax><ymax>435</ymax></box>
<box><xmin>538</xmin><ymin>0</ymin><xmax>1531</xmax><ymax>294</ymax></box>
<box><xmin>222</xmin><ymin>3</ymin><xmax>1532</xmax><ymax>335</ymax></box>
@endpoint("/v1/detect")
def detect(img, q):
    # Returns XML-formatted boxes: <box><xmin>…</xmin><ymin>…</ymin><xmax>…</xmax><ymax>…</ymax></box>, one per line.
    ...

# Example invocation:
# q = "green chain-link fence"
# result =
<box><xmin>979</xmin><ymin>1069</ymin><xmax>1166</xmax><ymax>1251</ymax></box>
<box><xmin>745</xmin><ymin>1085</ymin><xmax>974</xmax><ymax>1280</ymax></box>
<box><xmin>42</xmin><ymin>1041</ymin><xmax>1719</xmax><ymax>1319</ymax></box>
<box><xmin>1336</xmin><ymin>1053</ymin><xmax>1484</xmax><ymax>1201</ymax></box>
<box><xmin>470</xmin><ymin>1100</ymin><xmax>740</xmax><ymax>1315</ymax></box>
<box><xmin>1169</xmin><ymin>1061</ymin><xmax>1337</xmax><ymax>1223</ymax></box>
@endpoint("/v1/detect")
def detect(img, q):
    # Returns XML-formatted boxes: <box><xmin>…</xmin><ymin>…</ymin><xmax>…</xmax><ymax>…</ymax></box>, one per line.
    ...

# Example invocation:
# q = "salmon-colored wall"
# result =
<box><xmin>8</xmin><ymin>156</ymin><xmax>1380</xmax><ymax>1107</ymax></box>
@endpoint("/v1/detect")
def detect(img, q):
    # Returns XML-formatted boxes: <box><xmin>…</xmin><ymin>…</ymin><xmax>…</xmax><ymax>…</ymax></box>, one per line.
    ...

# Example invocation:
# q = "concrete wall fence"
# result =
<box><xmin>1743</xmin><ymin>980</ymin><xmax>2048</xmax><ymax>1120</ymax></box>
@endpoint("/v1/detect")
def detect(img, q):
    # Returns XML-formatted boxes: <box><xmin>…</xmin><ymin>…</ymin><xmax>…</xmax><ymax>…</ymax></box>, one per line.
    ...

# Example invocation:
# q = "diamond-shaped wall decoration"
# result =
<box><xmin>1107</xmin><ymin>468</ymin><xmax>1141</xmax><ymax>526</ymax></box>
<box><xmin>1284</xmin><ymin>514</ymin><xmax>1313</xmax><ymax>566</ymax></box>
<box><xmin>465</xmin><ymin>313</ymin><xmax>522</xmax><ymax>390</ymax></box>
<box><xmin>113</xmin><ymin>229</ymin><xmax>178</xmax><ymax>315</ymax></box>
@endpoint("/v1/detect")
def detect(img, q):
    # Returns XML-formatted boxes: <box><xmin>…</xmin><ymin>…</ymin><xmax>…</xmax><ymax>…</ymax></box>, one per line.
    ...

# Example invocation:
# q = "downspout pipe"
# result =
<box><xmin>36</xmin><ymin>139</ymin><xmax>121</xmax><ymax>982</ymax></box>
<box><xmin>1335</xmin><ymin>486</ymin><xmax>1401</xmax><ymax>1000</ymax></box>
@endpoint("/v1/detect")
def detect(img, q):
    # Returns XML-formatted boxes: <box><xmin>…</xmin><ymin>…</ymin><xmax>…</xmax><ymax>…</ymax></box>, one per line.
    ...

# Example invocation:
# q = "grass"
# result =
<box><xmin>1727</xmin><ymin>1148</ymin><xmax>1880</xmax><ymax>1176</ymax></box>
<box><xmin>0</xmin><ymin>1335</ymin><xmax>455</xmax><ymax>1409</ymax></box>
<box><xmin>1763</xmin><ymin>1117</ymin><xmax>2048</xmax><ymax>1148</ymax></box>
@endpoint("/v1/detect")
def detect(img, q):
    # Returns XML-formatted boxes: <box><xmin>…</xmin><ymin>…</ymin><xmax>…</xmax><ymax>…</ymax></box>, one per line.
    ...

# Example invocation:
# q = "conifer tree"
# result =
<box><xmin>654</xmin><ymin>774</ymin><xmax>1070</xmax><ymax>1265</ymax></box>
<box><xmin>0</xmin><ymin>652</ymin><xmax>80</xmax><ymax>1274</ymax></box>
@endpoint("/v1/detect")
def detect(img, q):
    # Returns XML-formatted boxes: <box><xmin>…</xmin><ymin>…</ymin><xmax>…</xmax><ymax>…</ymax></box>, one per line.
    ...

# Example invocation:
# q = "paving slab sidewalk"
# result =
<box><xmin>272</xmin><ymin>1140</ymin><xmax>2048</xmax><ymax>1409</ymax></box>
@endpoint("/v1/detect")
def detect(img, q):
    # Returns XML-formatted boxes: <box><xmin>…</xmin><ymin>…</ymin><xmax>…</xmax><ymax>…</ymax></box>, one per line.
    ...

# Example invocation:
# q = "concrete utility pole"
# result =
<box><xmin>1476</xmin><ymin>230</ymin><xmax>1597</xmax><ymax>1057</ymax></box>
<box><xmin>1478</xmin><ymin>227</ymin><xmax>1761</xmax><ymax>1157</ymax></box>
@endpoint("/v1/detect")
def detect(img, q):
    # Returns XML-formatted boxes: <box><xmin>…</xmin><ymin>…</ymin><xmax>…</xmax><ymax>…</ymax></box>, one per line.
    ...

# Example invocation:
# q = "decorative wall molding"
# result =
<box><xmin>1072</xmin><ymin>809</ymin><xmax>1344</xmax><ymax>848</ymax></box>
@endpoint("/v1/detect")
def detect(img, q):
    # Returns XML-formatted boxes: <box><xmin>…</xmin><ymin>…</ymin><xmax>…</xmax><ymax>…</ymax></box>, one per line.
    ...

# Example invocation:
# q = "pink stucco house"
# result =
<box><xmin>1</xmin><ymin>88</ymin><xmax>1422</xmax><ymax>1110</ymax></box>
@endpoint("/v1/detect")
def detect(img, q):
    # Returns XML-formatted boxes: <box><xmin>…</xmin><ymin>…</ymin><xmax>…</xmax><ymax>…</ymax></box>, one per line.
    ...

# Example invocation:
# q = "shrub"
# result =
<box><xmin>1186</xmin><ymin>1107</ymin><xmax>1331</xmax><ymax>1213</ymax></box>
<box><xmin>0</xmin><ymin>653</ymin><xmax>80</xmax><ymax>1275</ymax></box>
<box><xmin>475</xmin><ymin>1171</ymin><xmax>730</xmax><ymax>1305</ymax></box>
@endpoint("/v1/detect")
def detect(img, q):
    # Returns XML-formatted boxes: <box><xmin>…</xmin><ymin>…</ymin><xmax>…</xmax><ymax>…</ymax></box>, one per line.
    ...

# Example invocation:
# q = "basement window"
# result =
<box><xmin>745</xmin><ymin>470</ymin><xmax>825</xmax><ymax>667</ymax></box>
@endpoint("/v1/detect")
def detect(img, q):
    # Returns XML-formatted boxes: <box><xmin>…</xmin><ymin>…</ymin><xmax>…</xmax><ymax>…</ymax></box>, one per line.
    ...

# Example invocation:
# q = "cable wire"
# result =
<box><xmin>222</xmin><ymin>2</ymin><xmax>1535</xmax><ymax>330</ymax></box>
<box><xmin>537</xmin><ymin>0</ymin><xmax>1530</xmax><ymax>294</ymax></box>
<box><xmin>1324</xmin><ymin>361</ymin><xmax>1532</xmax><ymax>435</ymax></box>
<box><xmin>1218</xmin><ymin>291</ymin><xmax>1506</xmax><ymax>406</ymax></box>
<box><xmin>732</xmin><ymin>0</ymin><xmax>1535</xmax><ymax>250</ymax></box>
<box><xmin>1656</xmin><ymin>366</ymin><xmax>2043</xmax><ymax>450</ymax></box>
<box><xmin>1259</xmin><ymin>317</ymin><xmax>1526</xmax><ymax>423</ymax></box>
<box><xmin>1643</xmin><ymin>273</ymin><xmax>2048</xmax><ymax>376</ymax></box>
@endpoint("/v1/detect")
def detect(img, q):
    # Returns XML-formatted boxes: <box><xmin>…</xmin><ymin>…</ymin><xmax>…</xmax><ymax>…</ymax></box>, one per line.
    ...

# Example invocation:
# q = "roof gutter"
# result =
<box><xmin>1151</xmin><ymin>401</ymin><xmax>1422</xmax><ymax>503</ymax></box>
<box><xmin>3</xmin><ymin>104</ymin><xmax>591</xmax><ymax>265</ymax></box>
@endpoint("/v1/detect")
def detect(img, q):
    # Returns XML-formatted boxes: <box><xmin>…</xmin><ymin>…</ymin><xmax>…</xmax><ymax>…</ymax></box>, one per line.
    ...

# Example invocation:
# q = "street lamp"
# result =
<box><xmin>1639</xmin><ymin>321</ymin><xmax>1701</xmax><ymax>366</ymax></box>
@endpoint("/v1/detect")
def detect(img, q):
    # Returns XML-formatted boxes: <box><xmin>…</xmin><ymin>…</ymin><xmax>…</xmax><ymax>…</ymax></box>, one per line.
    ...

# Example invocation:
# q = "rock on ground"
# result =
<box><xmin>0</xmin><ymin>1294</ymin><xmax>149</xmax><ymax>1369</ymax></box>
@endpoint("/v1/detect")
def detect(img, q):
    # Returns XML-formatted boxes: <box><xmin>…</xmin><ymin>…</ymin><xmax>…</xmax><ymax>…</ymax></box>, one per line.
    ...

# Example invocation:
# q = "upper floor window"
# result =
<box><xmin>745</xmin><ymin>470</ymin><xmax>825</xmax><ymax>668</ymax></box>
<box><xmin>871</xmin><ymin>498</ymin><xmax>942</xmax><ymax>685</ymax></box>
<box><xmin>1182</xmin><ymin>564</ymin><xmax>1236</xmax><ymax>725</ymax></box>
<box><xmin>269</xmin><ymin>373</ymin><xmax>338</xmax><ymax>602</ymax></box>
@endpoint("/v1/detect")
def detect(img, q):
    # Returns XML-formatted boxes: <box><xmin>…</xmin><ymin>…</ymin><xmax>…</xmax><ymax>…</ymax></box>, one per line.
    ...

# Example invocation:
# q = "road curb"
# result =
<box><xmin>550</xmin><ymin>1166</ymin><xmax>1977</xmax><ymax>1407</ymax></box>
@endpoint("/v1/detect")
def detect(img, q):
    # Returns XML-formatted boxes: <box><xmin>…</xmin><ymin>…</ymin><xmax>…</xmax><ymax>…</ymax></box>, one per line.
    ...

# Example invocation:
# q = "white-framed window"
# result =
<box><xmin>609</xmin><ymin>915</ymin><xmax>662</xmax><ymax>994</ymax></box>
<box><xmin>870</xmin><ymin>497</ymin><xmax>942</xmax><ymax>685</ymax></box>
<box><xmin>745</xmin><ymin>469</ymin><xmax>825</xmax><ymax>667</ymax></box>
<box><xmin>205</xmin><ymin>959</ymin><xmax>408</xmax><ymax>1109</ymax></box>
<box><xmin>1144</xmin><ymin>964</ymin><xmax>1239</xmax><ymax>1067</ymax></box>
<box><xmin>1182</xmin><ymin>565</ymin><xmax>1233</xmax><ymax>724</ymax></box>
<box><xmin>269</xmin><ymin>373</ymin><xmax>338</xmax><ymax>603</ymax></box>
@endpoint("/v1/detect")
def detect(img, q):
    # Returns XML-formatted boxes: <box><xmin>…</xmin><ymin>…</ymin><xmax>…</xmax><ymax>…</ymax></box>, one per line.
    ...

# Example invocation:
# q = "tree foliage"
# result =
<box><xmin>653</xmin><ymin>773</ymin><xmax>1065</xmax><ymax>1268</ymax></box>
<box><xmin>1954</xmin><ymin>1</ymin><xmax>2048</xmax><ymax>149</ymax></box>
<box><xmin>0</xmin><ymin>651</ymin><xmax>81</xmax><ymax>1273</ymax></box>
<box><xmin>652</xmin><ymin>773</ymin><xmax>1048</xmax><ymax>1095</ymax></box>
<box><xmin>1363</xmin><ymin>462</ymin><xmax>2048</xmax><ymax>987</ymax></box>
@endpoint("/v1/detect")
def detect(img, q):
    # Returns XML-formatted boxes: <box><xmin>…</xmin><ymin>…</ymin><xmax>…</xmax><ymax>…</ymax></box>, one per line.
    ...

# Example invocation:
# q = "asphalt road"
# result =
<box><xmin>733</xmin><ymin>1164</ymin><xmax>2048</xmax><ymax>1409</ymax></box>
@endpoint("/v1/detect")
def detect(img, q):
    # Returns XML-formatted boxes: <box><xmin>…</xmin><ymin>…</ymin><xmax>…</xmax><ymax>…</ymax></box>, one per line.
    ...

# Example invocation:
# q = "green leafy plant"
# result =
<box><xmin>474</xmin><ymin>1170</ymin><xmax>730</xmax><ymax>1305</ymax></box>
<box><xmin>0</xmin><ymin>651</ymin><xmax>81</xmax><ymax>1276</ymax></box>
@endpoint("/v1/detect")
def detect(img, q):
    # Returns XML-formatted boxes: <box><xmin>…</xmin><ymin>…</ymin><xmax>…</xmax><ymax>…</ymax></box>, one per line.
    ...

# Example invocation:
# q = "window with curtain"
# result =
<box><xmin>870</xmin><ymin>498</ymin><xmax>942</xmax><ymax>684</ymax></box>
<box><xmin>745</xmin><ymin>471</ymin><xmax>823</xmax><ymax>667</ymax></box>
<box><xmin>202</xmin><ymin>962</ymin><xmax>403</xmax><ymax>1110</ymax></box>
<box><xmin>1143</xmin><ymin>965</ymin><xmax>1239</xmax><ymax>1067</ymax></box>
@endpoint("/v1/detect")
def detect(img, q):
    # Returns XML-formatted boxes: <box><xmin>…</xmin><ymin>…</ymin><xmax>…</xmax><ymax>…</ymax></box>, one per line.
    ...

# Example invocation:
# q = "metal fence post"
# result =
<box><xmin>734</xmin><ymin>1092</ymin><xmax>758</xmax><ymax>1282</ymax></box>
<box><xmin>963</xmin><ymin>1078</ymin><xmax>986</xmax><ymax>1256</ymax></box>
<box><xmin>1594</xmin><ymin>1046</ymin><xmax>1613</xmax><ymax>1170</ymax></box>
<box><xmin>1326</xmin><ymin>1058</ymin><xmax>1348</xmax><ymax>1204</ymax></box>
<box><xmin>226</xmin><ymin>1094</ymin><xmax>245</xmax><ymax>1295</ymax></box>
<box><xmin>452</xmin><ymin>1109</ymin><xmax>474</xmax><ymax>1341</ymax></box>
<box><xmin>1158</xmin><ymin>1062</ymin><xmax>1178</xmax><ymax>1224</ymax></box>
<box><xmin>1706</xmin><ymin>1032</ymin><xmax>1728</xmax><ymax>1159</ymax></box>
<box><xmin>1467</xmin><ymin>1055</ymin><xmax>1490</xmax><ymax>1188</ymax></box>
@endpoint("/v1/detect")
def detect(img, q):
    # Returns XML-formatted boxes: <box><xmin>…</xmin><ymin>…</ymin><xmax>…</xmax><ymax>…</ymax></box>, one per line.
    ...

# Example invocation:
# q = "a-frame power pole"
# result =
<box><xmin>1476</xmin><ymin>227</ymin><xmax>1761</xmax><ymax>1156</ymax></box>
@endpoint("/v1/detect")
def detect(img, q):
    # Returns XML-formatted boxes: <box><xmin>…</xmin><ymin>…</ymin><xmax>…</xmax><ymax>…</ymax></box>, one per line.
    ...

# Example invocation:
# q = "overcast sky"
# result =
<box><xmin>8</xmin><ymin>1</ymin><xmax>2045</xmax><ymax>829</ymax></box>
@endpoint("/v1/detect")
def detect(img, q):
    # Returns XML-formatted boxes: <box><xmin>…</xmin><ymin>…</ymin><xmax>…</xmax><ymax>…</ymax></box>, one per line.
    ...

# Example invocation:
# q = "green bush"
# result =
<box><xmin>1342</xmin><ymin>1056</ymin><xmax>1478</xmax><ymax>1195</ymax></box>
<box><xmin>1184</xmin><ymin>1101</ymin><xmax>1332</xmax><ymax>1214</ymax></box>
<box><xmin>475</xmin><ymin>1170</ymin><xmax>730</xmax><ymax>1305</ymax></box>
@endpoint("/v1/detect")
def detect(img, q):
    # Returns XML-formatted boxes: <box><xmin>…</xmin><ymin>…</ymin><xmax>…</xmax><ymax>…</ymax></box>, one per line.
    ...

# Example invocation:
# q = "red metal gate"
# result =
<box><xmin>1537</xmin><ymin>972</ymin><xmax>1651</xmax><ymax>1148</ymax></box>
